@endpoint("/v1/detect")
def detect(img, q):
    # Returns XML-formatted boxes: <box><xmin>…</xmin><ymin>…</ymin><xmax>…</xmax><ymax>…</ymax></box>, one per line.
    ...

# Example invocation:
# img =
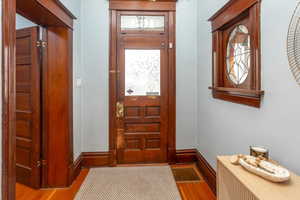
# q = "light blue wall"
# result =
<box><xmin>197</xmin><ymin>0</ymin><xmax>300</xmax><ymax>174</ymax></box>
<box><xmin>176</xmin><ymin>0</ymin><xmax>198</xmax><ymax>149</ymax></box>
<box><xmin>80</xmin><ymin>0</ymin><xmax>110</xmax><ymax>152</ymax></box>
<box><xmin>16</xmin><ymin>14</ymin><xmax>36</xmax><ymax>29</ymax></box>
<box><xmin>60</xmin><ymin>0</ymin><xmax>83</xmax><ymax>160</ymax></box>
<box><xmin>79</xmin><ymin>0</ymin><xmax>199</xmax><ymax>152</ymax></box>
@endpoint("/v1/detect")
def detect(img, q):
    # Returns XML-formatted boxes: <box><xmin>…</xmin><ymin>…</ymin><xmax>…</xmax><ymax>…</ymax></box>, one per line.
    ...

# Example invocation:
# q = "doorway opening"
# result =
<box><xmin>15</xmin><ymin>15</ymin><xmax>43</xmax><ymax>189</ymax></box>
<box><xmin>2</xmin><ymin>1</ymin><xmax>76</xmax><ymax>199</ymax></box>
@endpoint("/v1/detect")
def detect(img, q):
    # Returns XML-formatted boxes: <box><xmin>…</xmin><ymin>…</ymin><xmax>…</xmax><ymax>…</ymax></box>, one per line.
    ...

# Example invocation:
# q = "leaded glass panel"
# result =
<box><xmin>125</xmin><ymin>50</ymin><xmax>161</xmax><ymax>96</ymax></box>
<box><xmin>226</xmin><ymin>25</ymin><xmax>251</xmax><ymax>85</ymax></box>
<box><xmin>121</xmin><ymin>16</ymin><xmax>165</xmax><ymax>31</ymax></box>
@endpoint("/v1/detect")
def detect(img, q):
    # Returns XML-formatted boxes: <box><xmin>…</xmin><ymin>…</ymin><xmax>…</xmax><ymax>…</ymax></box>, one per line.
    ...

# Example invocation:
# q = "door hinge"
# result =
<box><xmin>36</xmin><ymin>160</ymin><xmax>41</xmax><ymax>168</ymax></box>
<box><xmin>37</xmin><ymin>40</ymin><xmax>47</xmax><ymax>48</ymax></box>
<box><xmin>37</xmin><ymin>160</ymin><xmax>47</xmax><ymax>168</ymax></box>
<box><xmin>169</xmin><ymin>42</ymin><xmax>173</xmax><ymax>49</ymax></box>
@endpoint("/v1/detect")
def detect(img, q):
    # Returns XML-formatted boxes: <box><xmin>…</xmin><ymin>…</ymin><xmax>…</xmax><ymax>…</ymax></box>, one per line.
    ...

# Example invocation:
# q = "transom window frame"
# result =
<box><xmin>117</xmin><ymin>11</ymin><xmax>169</xmax><ymax>35</ymax></box>
<box><xmin>208</xmin><ymin>0</ymin><xmax>264</xmax><ymax>108</ymax></box>
<box><xmin>121</xmin><ymin>15</ymin><xmax>165</xmax><ymax>32</ymax></box>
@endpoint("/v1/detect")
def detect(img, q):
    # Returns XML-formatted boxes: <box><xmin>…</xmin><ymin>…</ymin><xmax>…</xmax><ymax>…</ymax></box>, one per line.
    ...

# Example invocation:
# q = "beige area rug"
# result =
<box><xmin>75</xmin><ymin>166</ymin><xmax>182</xmax><ymax>200</ymax></box>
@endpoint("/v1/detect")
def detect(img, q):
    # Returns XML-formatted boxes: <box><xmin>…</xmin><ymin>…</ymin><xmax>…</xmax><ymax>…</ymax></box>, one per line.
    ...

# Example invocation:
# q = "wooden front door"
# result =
<box><xmin>16</xmin><ymin>27</ymin><xmax>42</xmax><ymax>188</ymax></box>
<box><xmin>114</xmin><ymin>11</ymin><xmax>173</xmax><ymax>164</ymax></box>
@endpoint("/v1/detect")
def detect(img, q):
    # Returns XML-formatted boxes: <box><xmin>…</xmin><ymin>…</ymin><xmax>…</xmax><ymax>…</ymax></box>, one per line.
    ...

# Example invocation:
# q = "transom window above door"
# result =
<box><xmin>121</xmin><ymin>15</ymin><xmax>165</xmax><ymax>32</ymax></box>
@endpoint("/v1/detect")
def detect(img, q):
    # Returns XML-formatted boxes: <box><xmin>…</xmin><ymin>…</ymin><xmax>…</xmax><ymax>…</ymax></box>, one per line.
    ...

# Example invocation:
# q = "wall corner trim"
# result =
<box><xmin>70</xmin><ymin>155</ymin><xmax>83</xmax><ymax>184</ymax></box>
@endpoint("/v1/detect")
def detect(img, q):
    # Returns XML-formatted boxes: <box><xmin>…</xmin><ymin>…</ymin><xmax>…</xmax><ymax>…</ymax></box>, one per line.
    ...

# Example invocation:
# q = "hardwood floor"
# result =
<box><xmin>16</xmin><ymin>169</ymin><xmax>89</xmax><ymax>200</ymax></box>
<box><xmin>173</xmin><ymin>164</ymin><xmax>216</xmax><ymax>200</ymax></box>
<box><xmin>16</xmin><ymin>164</ymin><xmax>216</xmax><ymax>200</ymax></box>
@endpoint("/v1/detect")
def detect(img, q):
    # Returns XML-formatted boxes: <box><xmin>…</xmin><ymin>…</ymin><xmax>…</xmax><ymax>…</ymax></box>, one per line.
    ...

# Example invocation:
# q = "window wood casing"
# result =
<box><xmin>208</xmin><ymin>0</ymin><xmax>264</xmax><ymax>108</ymax></box>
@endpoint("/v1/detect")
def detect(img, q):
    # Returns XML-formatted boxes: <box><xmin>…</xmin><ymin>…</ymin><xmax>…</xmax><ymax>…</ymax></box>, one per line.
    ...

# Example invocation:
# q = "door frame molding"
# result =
<box><xmin>2</xmin><ymin>0</ymin><xmax>75</xmax><ymax>199</ymax></box>
<box><xmin>2</xmin><ymin>0</ymin><xmax>17</xmax><ymax>199</ymax></box>
<box><xmin>108</xmin><ymin>1</ymin><xmax>177</xmax><ymax>165</ymax></box>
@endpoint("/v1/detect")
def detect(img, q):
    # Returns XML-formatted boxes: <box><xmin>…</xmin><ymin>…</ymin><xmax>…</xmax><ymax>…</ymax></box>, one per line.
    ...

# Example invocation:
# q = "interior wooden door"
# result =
<box><xmin>116</xmin><ymin>11</ymin><xmax>170</xmax><ymax>164</ymax></box>
<box><xmin>16</xmin><ymin>26</ymin><xmax>41</xmax><ymax>188</ymax></box>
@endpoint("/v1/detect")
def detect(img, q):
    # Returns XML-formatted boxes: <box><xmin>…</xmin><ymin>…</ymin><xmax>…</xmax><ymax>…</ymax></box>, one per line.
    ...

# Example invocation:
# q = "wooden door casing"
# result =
<box><xmin>109</xmin><ymin>4</ymin><xmax>176</xmax><ymax>165</ymax></box>
<box><xmin>2</xmin><ymin>0</ymin><xmax>76</xmax><ymax>198</ymax></box>
<box><xmin>16</xmin><ymin>26</ymin><xmax>41</xmax><ymax>188</ymax></box>
<box><xmin>114</xmin><ymin>11</ymin><xmax>172</xmax><ymax>164</ymax></box>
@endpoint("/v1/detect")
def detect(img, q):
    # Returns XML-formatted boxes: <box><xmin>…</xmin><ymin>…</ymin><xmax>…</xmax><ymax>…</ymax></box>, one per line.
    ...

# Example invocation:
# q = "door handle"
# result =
<box><xmin>116</xmin><ymin>102</ymin><xmax>124</xmax><ymax>119</ymax></box>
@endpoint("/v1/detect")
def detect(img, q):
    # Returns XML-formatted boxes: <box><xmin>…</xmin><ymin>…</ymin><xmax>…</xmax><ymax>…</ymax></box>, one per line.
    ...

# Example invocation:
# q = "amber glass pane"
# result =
<box><xmin>125</xmin><ymin>50</ymin><xmax>161</xmax><ymax>96</ymax></box>
<box><xmin>226</xmin><ymin>25</ymin><xmax>251</xmax><ymax>85</ymax></box>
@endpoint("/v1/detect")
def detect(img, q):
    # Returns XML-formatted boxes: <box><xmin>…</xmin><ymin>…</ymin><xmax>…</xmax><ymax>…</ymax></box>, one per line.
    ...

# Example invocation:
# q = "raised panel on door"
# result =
<box><xmin>16</xmin><ymin>27</ymin><xmax>41</xmax><ymax>188</ymax></box>
<box><xmin>116</xmin><ymin>14</ymin><xmax>169</xmax><ymax>163</ymax></box>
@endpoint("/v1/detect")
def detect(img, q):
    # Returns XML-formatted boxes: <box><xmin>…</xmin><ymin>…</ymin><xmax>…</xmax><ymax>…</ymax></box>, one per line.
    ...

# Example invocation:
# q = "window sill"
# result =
<box><xmin>208</xmin><ymin>87</ymin><xmax>264</xmax><ymax>108</ymax></box>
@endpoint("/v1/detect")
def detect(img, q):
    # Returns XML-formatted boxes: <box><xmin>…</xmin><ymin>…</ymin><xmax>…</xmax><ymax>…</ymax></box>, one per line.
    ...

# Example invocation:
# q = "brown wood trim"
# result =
<box><xmin>175</xmin><ymin>149</ymin><xmax>216</xmax><ymax>195</ymax></box>
<box><xmin>209</xmin><ymin>86</ymin><xmax>264</xmax><ymax>96</ymax></box>
<box><xmin>2</xmin><ymin>0</ymin><xmax>76</xmax><ymax>195</ymax></box>
<box><xmin>41</xmin><ymin>27</ymin><xmax>49</xmax><ymax>189</ymax></box>
<box><xmin>45</xmin><ymin>27</ymin><xmax>74</xmax><ymax>187</ymax></box>
<box><xmin>81</xmin><ymin>152</ymin><xmax>112</xmax><ymax>168</ymax></box>
<box><xmin>195</xmin><ymin>151</ymin><xmax>217</xmax><ymax>195</ymax></box>
<box><xmin>109</xmin><ymin>1</ymin><xmax>176</xmax><ymax>11</ymax></box>
<box><xmin>69</xmin><ymin>155</ymin><xmax>83</xmax><ymax>184</ymax></box>
<box><xmin>212</xmin><ymin>90</ymin><xmax>262</xmax><ymax>108</ymax></box>
<box><xmin>209</xmin><ymin>0</ymin><xmax>263</xmax><ymax>108</ymax></box>
<box><xmin>109</xmin><ymin>6</ymin><xmax>177</xmax><ymax>165</ymax></box>
<box><xmin>109</xmin><ymin>9</ymin><xmax>118</xmax><ymax>166</ymax></box>
<box><xmin>52</xmin><ymin>0</ymin><xmax>77</xmax><ymax>20</ymax></box>
<box><xmin>36</xmin><ymin>0</ymin><xmax>76</xmax><ymax>27</ymax></box>
<box><xmin>208</xmin><ymin>0</ymin><xmax>260</xmax><ymax>31</ymax></box>
<box><xmin>67</xmin><ymin>28</ymin><xmax>74</xmax><ymax>183</ymax></box>
<box><xmin>167</xmin><ymin>11</ymin><xmax>176</xmax><ymax>164</ymax></box>
<box><xmin>16</xmin><ymin>0</ymin><xmax>76</xmax><ymax>29</ymax></box>
<box><xmin>176</xmin><ymin>149</ymin><xmax>198</xmax><ymax>163</ymax></box>
<box><xmin>2</xmin><ymin>0</ymin><xmax>17</xmax><ymax>199</ymax></box>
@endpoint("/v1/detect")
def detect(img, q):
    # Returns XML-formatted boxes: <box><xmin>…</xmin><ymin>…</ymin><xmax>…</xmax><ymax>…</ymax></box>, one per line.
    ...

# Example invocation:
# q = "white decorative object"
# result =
<box><xmin>239</xmin><ymin>155</ymin><xmax>290</xmax><ymax>183</ymax></box>
<box><xmin>287</xmin><ymin>2</ymin><xmax>300</xmax><ymax>86</ymax></box>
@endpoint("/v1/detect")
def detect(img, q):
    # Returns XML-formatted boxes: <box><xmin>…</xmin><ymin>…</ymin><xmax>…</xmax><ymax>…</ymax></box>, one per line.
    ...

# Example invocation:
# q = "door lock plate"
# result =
<box><xmin>116</xmin><ymin>102</ymin><xmax>124</xmax><ymax>119</ymax></box>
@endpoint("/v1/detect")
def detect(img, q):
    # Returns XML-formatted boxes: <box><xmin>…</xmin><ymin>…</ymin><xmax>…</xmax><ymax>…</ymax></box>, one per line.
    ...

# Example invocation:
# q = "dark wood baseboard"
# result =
<box><xmin>176</xmin><ymin>149</ymin><xmax>216</xmax><ymax>195</ymax></box>
<box><xmin>176</xmin><ymin>149</ymin><xmax>198</xmax><ymax>163</ymax></box>
<box><xmin>70</xmin><ymin>152</ymin><xmax>111</xmax><ymax>184</ymax></box>
<box><xmin>81</xmin><ymin>152</ymin><xmax>111</xmax><ymax>168</ymax></box>
<box><xmin>71</xmin><ymin>149</ymin><xmax>216</xmax><ymax>195</ymax></box>
<box><xmin>69</xmin><ymin>155</ymin><xmax>83</xmax><ymax>184</ymax></box>
<box><xmin>195</xmin><ymin>150</ymin><xmax>216</xmax><ymax>195</ymax></box>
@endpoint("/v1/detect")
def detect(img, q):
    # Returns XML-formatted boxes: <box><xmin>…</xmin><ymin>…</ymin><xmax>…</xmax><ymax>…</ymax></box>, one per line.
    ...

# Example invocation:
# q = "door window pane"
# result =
<box><xmin>121</xmin><ymin>16</ymin><xmax>165</xmax><ymax>31</ymax></box>
<box><xmin>125</xmin><ymin>50</ymin><xmax>160</xmax><ymax>96</ymax></box>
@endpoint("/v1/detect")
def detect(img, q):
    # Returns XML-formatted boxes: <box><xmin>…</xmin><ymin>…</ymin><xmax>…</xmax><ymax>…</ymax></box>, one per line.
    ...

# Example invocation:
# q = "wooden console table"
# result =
<box><xmin>217</xmin><ymin>156</ymin><xmax>300</xmax><ymax>200</ymax></box>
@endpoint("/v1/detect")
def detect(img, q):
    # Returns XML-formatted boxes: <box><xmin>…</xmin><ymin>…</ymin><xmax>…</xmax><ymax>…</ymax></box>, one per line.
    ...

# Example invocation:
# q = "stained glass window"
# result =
<box><xmin>226</xmin><ymin>25</ymin><xmax>251</xmax><ymax>85</ymax></box>
<box><xmin>125</xmin><ymin>50</ymin><xmax>161</xmax><ymax>96</ymax></box>
<box><xmin>121</xmin><ymin>16</ymin><xmax>165</xmax><ymax>32</ymax></box>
